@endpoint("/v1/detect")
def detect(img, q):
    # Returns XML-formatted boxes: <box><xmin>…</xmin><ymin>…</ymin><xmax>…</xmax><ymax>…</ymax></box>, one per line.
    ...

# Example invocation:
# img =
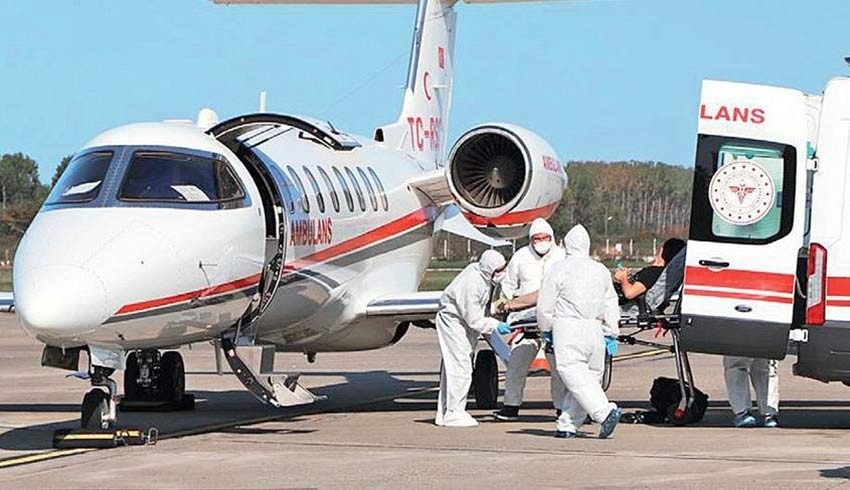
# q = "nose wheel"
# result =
<box><xmin>81</xmin><ymin>367</ymin><xmax>118</xmax><ymax>429</ymax></box>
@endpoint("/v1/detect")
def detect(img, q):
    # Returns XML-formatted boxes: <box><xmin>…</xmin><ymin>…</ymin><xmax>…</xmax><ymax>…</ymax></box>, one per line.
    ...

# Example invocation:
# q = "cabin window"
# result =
<box><xmin>287</xmin><ymin>165</ymin><xmax>310</xmax><ymax>213</ymax></box>
<box><xmin>357</xmin><ymin>167</ymin><xmax>378</xmax><ymax>211</ymax></box>
<box><xmin>302</xmin><ymin>166</ymin><xmax>325</xmax><ymax>213</ymax></box>
<box><xmin>317</xmin><ymin>166</ymin><xmax>340</xmax><ymax>213</ymax></box>
<box><xmin>333</xmin><ymin>166</ymin><xmax>354</xmax><ymax>212</ymax></box>
<box><xmin>690</xmin><ymin>135</ymin><xmax>796</xmax><ymax>245</ymax></box>
<box><xmin>367</xmin><ymin>167</ymin><xmax>389</xmax><ymax>211</ymax></box>
<box><xmin>47</xmin><ymin>151</ymin><xmax>114</xmax><ymax>204</ymax></box>
<box><xmin>118</xmin><ymin>151</ymin><xmax>244</xmax><ymax>204</ymax></box>
<box><xmin>345</xmin><ymin>166</ymin><xmax>367</xmax><ymax>212</ymax></box>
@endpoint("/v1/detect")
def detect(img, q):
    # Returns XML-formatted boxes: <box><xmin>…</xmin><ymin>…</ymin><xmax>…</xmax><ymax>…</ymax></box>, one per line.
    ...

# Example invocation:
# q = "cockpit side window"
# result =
<box><xmin>118</xmin><ymin>151</ymin><xmax>245</xmax><ymax>204</ymax></box>
<box><xmin>46</xmin><ymin>151</ymin><xmax>113</xmax><ymax>204</ymax></box>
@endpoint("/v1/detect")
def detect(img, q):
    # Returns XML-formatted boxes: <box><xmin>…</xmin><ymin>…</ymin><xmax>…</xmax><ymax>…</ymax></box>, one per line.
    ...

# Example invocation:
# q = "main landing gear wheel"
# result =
<box><xmin>473</xmin><ymin>349</ymin><xmax>499</xmax><ymax>409</ymax></box>
<box><xmin>159</xmin><ymin>351</ymin><xmax>185</xmax><ymax>403</ymax></box>
<box><xmin>122</xmin><ymin>350</ymin><xmax>193</xmax><ymax>411</ymax></box>
<box><xmin>81</xmin><ymin>389</ymin><xmax>110</xmax><ymax>429</ymax></box>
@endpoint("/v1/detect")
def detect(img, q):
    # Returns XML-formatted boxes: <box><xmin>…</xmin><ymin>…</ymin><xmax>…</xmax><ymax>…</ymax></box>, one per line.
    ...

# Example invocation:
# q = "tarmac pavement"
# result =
<box><xmin>1</xmin><ymin>312</ymin><xmax>850</xmax><ymax>489</ymax></box>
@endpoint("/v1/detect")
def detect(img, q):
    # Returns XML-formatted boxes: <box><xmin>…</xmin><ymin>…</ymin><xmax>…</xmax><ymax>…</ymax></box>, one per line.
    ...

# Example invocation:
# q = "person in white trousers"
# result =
<box><xmin>723</xmin><ymin>356</ymin><xmax>780</xmax><ymax>427</ymax></box>
<box><xmin>537</xmin><ymin>224</ymin><xmax>622</xmax><ymax>439</ymax></box>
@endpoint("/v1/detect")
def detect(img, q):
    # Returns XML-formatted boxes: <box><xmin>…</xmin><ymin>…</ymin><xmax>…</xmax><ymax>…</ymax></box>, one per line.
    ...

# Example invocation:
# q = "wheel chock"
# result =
<box><xmin>52</xmin><ymin>427</ymin><xmax>158</xmax><ymax>449</ymax></box>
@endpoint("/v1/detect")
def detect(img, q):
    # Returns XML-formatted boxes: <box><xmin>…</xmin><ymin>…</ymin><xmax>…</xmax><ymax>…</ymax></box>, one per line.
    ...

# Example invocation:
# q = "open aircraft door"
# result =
<box><xmin>680</xmin><ymin>80</ymin><xmax>811</xmax><ymax>359</ymax></box>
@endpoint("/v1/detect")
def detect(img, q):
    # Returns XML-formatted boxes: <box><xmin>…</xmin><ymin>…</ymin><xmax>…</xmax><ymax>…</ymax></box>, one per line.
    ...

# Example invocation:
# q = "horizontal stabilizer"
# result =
<box><xmin>436</xmin><ymin>205</ymin><xmax>511</xmax><ymax>247</ymax></box>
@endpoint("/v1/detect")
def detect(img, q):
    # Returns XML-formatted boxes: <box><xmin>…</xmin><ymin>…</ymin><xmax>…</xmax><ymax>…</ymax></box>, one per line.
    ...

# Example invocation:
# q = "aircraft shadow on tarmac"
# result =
<box><xmin>820</xmin><ymin>466</ymin><xmax>850</xmax><ymax>480</ymax></box>
<box><xmin>0</xmin><ymin>370</ymin><xmax>436</xmax><ymax>452</ymax></box>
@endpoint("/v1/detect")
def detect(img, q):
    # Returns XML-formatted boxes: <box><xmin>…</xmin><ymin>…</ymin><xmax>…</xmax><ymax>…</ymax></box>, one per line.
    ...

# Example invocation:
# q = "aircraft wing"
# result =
<box><xmin>366</xmin><ymin>291</ymin><xmax>442</xmax><ymax>321</ymax></box>
<box><xmin>0</xmin><ymin>292</ymin><xmax>13</xmax><ymax>313</ymax></box>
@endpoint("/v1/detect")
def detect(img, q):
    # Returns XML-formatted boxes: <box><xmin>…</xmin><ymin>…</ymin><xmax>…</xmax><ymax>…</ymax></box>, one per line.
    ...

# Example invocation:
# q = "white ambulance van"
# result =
<box><xmin>680</xmin><ymin>76</ymin><xmax>850</xmax><ymax>384</ymax></box>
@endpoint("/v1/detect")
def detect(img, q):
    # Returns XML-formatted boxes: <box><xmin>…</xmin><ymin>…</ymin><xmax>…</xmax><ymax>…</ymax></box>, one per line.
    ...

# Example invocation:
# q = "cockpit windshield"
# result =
<box><xmin>118</xmin><ymin>151</ymin><xmax>244</xmax><ymax>204</ymax></box>
<box><xmin>46</xmin><ymin>151</ymin><xmax>113</xmax><ymax>204</ymax></box>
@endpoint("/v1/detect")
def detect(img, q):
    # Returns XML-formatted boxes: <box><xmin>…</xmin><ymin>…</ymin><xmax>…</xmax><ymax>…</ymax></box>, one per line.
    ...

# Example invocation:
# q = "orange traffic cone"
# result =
<box><xmin>529</xmin><ymin>346</ymin><xmax>551</xmax><ymax>373</ymax></box>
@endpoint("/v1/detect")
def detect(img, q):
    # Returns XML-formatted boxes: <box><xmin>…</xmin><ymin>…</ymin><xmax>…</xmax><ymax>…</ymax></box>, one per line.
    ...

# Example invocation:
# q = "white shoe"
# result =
<box><xmin>442</xmin><ymin>412</ymin><xmax>479</xmax><ymax>427</ymax></box>
<box><xmin>435</xmin><ymin>413</ymin><xmax>444</xmax><ymax>426</ymax></box>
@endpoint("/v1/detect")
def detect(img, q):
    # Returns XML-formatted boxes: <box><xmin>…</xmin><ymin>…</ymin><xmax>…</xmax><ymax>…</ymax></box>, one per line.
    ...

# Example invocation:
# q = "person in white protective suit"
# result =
<box><xmin>435</xmin><ymin>249</ymin><xmax>511</xmax><ymax>427</ymax></box>
<box><xmin>493</xmin><ymin>218</ymin><xmax>567</xmax><ymax>422</ymax></box>
<box><xmin>723</xmin><ymin>356</ymin><xmax>780</xmax><ymax>428</ymax></box>
<box><xmin>537</xmin><ymin>224</ymin><xmax>622</xmax><ymax>439</ymax></box>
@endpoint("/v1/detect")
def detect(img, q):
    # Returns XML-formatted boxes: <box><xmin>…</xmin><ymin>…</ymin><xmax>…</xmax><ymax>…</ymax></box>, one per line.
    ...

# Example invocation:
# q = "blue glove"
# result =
<box><xmin>543</xmin><ymin>332</ymin><xmax>553</xmax><ymax>344</ymax></box>
<box><xmin>605</xmin><ymin>336</ymin><xmax>619</xmax><ymax>356</ymax></box>
<box><xmin>496</xmin><ymin>322</ymin><xmax>511</xmax><ymax>335</ymax></box>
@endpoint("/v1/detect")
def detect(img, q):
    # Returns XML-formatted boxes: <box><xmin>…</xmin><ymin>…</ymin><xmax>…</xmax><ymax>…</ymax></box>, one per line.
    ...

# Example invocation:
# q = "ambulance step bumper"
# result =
<box><xmin>795</xmin><ymin>323</ymin><xmax>850</xmax><ymax>383</ymax></box>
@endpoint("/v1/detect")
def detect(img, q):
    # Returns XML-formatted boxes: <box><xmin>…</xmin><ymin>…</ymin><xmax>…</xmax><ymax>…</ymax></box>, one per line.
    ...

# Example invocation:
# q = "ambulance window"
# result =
<box><xmin>345</xmin><ymin>167</ymin><xmax>367</xmax><ymax>212</ymax></box>
<box><xmin>357</xmin><ymin>167</ymin><xmax>378</xmax><ymax>211</ymax></box>
<box><xmin>287</xmin><ymin>165</ymin><xmax>309</xmax><ymax>213</ymax></box>
<box><xmin>332</xmin><ymin>166</ymin><xmax>354</xmax><ymax>212</ymax></box>
<box><xmin>119</xmin><ymin>151</ymin><xmax>245</xmax><ymax>204</ymax></box>
<box><xmin>317</xmin><ymin>167</ymin><xmax>340</xmax><ymax>213</ymax></box>
<box><xmin>367</xmin><ymin>167</ymin><xmax>389</xmax><ymax>211</ymax></box>
<box><xmin>302</xmin><ymin>166</ymin><xmax>325</xmax><ymax>213</ymax></box>
<box><xmin>47</xmin><ymin>151</ymin><xmax>113</xmax><ymax>204</ymax></box>
<box><xmin>690</xmin><ymin>135</ymin><xmax>796</xmax><ymax>244</ymax></box>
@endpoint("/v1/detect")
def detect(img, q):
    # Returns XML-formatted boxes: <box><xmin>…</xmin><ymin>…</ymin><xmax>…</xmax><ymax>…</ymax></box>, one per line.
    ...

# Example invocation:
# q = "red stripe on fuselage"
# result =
<box><xmin>463</xmin><ymin>202</ymin><xmax>560</xmax><ymax>227</ymax></box>
<box><xmin>115</xmin><ymin>273</ymin><xmax>262</xmax><ymax>315</ymax></box>
<box><xmin>684</xmin><ymin>266</ymin><xmax>794</xmax><ymax>294</ymax></box>
<box><xmin>285</xmin><ymin>207</ymin><xmax>435</xmax><ymax>270</ymax></box>
<box><xmin>683</xmin><ymin>288</ymin><xmax>793</xmax><ymax>304</ymax></box>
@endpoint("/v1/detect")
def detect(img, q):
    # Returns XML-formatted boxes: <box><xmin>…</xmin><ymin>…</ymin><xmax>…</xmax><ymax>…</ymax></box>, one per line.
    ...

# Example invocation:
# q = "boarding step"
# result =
<box><xmin>220</xmin><ymin>337</ymin><xmax>324</xmax><ymax>408</ymax></box>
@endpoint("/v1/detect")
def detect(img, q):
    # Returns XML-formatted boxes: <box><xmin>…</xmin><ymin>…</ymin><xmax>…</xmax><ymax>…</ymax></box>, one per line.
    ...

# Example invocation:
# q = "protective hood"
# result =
<box><xmin>478</xmin><ymin>249</ymin><xmax>506</xmax><ymax>281</ymax></box>
<box><xmin>563</xmin><ymin>224</ymin><xmax>590</xmax><ymax>256</ymax></box>
<box><xmin>528</xmin><ymin>218</ymin><xmax>554</xmax><ymax>240</ymax></box>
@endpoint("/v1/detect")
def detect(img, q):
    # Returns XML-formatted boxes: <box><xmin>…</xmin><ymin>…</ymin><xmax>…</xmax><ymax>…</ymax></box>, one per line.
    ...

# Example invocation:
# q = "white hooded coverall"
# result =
<box><xmin>501</xmin><ymin>218</ymin><xmax>566</xmax><ymax>408</ymax></box>
<box><xmin>723</xmin><ymin>356</ymin><xmax>779</xmax><ymax>417</ymax></box>
<box><xmin>435</xmin><ymin>250</ymin><xmax>505</xmax><ymax>425</ymax></box>
<box><xmin>537</xmin><ymin>225</ymin><xmax>620</xmax><ymax>433</ymax></box>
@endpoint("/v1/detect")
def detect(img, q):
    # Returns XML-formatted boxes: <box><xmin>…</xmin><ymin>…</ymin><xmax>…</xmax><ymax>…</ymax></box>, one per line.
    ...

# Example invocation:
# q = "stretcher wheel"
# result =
<box><xmin>666</xmin><ymin>404</ymin><xmax>690</xmax><ymax>426</ymax></box>
<box><xmin>473</xmin><ymin>349</ymin><xmax>498</xmax><ymax>409</ymax></box>
<box><xmin>602</xmin><ymin>352</ymin><xmax>613</xmax><ymax>392</ymax></box>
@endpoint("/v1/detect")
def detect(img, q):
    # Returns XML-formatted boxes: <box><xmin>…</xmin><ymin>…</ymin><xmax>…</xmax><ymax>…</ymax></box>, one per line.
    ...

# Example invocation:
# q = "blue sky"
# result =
<box><xmin>1</xmin><ymin>0</ymin><xmax>848</xmax><ymax>181</ymax></box>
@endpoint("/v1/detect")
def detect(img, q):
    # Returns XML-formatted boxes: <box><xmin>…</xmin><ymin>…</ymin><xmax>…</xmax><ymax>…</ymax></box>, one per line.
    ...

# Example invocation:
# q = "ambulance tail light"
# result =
<box><xmin>806</xmin><ymin>243</ymin><xmax>827</xmax><ymax>325</ymax></box>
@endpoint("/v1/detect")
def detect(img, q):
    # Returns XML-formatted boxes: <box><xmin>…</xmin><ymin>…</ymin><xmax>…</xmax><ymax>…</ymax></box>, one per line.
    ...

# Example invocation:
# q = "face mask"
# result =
<box><xmin>492</xmin><ymin>271</ymin><xmax>505</xmax><ymax>284</ymax></box>
<box><xmin>533</xmin><ymin>241</ymin><xmax>552</xmax><ymax>256</ymax></box>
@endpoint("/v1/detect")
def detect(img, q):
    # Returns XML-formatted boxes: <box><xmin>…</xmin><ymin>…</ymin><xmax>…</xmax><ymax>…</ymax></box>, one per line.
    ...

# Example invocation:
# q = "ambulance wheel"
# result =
<box><xmin>473</xmin><ymin>349</ymin><xmax>499</xmax><ymax>409</ymax></box>
<box><xmin>124</xmin><ymin>352</ymin><xmax>140</xmax><ymax>400</ymax></box>
<box><xmin>159</xmin><ymin>351</ymin><xmax>185</xmax><ymax>404</ymax></box>
<box><xmin>81</xmin><ymin>389</ymin><xmax>109</xmax><ymax>429</ymax></box>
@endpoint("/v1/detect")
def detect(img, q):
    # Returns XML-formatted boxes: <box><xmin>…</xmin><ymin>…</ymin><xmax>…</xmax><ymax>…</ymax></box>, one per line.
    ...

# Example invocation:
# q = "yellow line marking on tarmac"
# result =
<box><xmin>0</xmin><ymin>349</ymin><xmax>665</xmax><ymax>470</ymax></box>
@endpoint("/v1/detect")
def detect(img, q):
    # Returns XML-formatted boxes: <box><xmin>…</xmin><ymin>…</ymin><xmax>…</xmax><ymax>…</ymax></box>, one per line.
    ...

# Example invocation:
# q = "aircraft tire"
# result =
<box><xmin>81</xmin><ymin>389</ymin><xmax>109</xmax><ymax>429</ymax></box>
<box><xmin>124</xmin><ymin>352</ymin><xmax>140</xmax><ymax>400</ymax></box>
<box><xmin>159</xmin><ymin>351</ymin><xmax>185</xmax><ymax>404</ymax></box>
<box><xmin>473</xmin><ymin>349</ymin><xmax>499</xmax><ymax>409</ymax></box>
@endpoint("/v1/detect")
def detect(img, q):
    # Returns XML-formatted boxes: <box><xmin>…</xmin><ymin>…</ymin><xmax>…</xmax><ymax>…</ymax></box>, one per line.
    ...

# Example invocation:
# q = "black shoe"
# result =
<box><xmin>494</xmin><ymin>405</ymin><xmax>520</xmax><ymax>421</ymax></box>
<box><xmin>554</xmin><ymin>430</ymin><xmax>577</xmax><ymax>439</ymax></box>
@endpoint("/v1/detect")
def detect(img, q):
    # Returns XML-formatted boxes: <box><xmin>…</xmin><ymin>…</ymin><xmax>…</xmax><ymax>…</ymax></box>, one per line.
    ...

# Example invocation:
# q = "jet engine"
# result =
<box><xmin>447</xmin><ymin>123</ymin><xmax>567</xmax><ymax>238</ymax></box>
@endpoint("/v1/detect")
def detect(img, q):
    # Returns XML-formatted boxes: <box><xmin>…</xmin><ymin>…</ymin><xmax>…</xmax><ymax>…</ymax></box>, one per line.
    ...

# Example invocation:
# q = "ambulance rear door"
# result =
<box><xmin>680</xmin><ymin>80</ymin><xmax>809</xmax><ymax>359</ymax></box>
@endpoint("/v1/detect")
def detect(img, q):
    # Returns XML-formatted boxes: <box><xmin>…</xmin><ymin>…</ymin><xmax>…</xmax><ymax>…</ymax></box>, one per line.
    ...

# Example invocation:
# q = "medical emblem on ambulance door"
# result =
<box><xmin>708</xmin><ymin>160</ymin><xmax>775</xmax><ymax>226</ymax></box>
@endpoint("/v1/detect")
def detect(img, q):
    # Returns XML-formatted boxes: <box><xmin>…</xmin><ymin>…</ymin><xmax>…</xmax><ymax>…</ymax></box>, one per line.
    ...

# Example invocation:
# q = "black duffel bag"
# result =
<box><xmin>648</xmin><ymin>376</ymin><xmax>709</xmax><ymax>425</ymax></box>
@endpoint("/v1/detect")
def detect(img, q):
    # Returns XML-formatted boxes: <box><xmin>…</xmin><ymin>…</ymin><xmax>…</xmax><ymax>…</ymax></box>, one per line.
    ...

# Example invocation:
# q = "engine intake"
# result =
<box><xmin>448</xmin><ymin>127</ymin><xmax>530</xmax><ymax>217</ymax></box>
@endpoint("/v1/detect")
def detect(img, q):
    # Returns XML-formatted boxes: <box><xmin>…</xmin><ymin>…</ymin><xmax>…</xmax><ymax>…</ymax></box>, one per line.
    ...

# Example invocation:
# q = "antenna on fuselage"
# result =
<box><xmin>259</xmin><ymin>91</ymin><xmax>267</xmax><ymax>112</ymax></box>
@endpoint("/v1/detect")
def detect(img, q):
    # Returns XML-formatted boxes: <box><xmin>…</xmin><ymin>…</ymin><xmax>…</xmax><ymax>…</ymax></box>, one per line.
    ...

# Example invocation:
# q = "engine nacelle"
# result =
<box><xmin>446</xmin><ymin>123</ymin><xmax>567</xmax><ymax>238</ymax></box>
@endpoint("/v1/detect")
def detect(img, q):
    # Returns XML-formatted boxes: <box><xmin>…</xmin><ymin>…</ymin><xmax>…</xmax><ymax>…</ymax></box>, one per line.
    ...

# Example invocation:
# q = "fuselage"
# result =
<box><xmin>14</xmin><ymin>117</ymin><xmax>437</xmax><ymax>353</ymax></box>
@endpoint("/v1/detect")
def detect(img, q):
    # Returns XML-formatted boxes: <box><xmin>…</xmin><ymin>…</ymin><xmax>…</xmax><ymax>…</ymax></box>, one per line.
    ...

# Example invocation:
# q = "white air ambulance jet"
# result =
<box><xmin>13</xmin><ymin>0</ymin><xmax>567</xmax><ymax>428</ymax></box>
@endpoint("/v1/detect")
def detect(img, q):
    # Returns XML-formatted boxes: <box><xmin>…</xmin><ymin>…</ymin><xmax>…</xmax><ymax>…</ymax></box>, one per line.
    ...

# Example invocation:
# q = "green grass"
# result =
<box><xmin>420</xmin><ymin>270</ymin><xmax>458</xmax><ymax>292</ymax></box>
<box><xmin>0</xmin><ymin>269</ymin><xmax>10</xmax><ymax>292</ymax></box>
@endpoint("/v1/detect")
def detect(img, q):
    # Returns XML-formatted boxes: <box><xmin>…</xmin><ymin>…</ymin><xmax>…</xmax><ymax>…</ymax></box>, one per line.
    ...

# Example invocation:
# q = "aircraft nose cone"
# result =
<box><xmin>16</xmin><ymin>265</ymin><xmax>107</xmax><ymax>339</ymax></box>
